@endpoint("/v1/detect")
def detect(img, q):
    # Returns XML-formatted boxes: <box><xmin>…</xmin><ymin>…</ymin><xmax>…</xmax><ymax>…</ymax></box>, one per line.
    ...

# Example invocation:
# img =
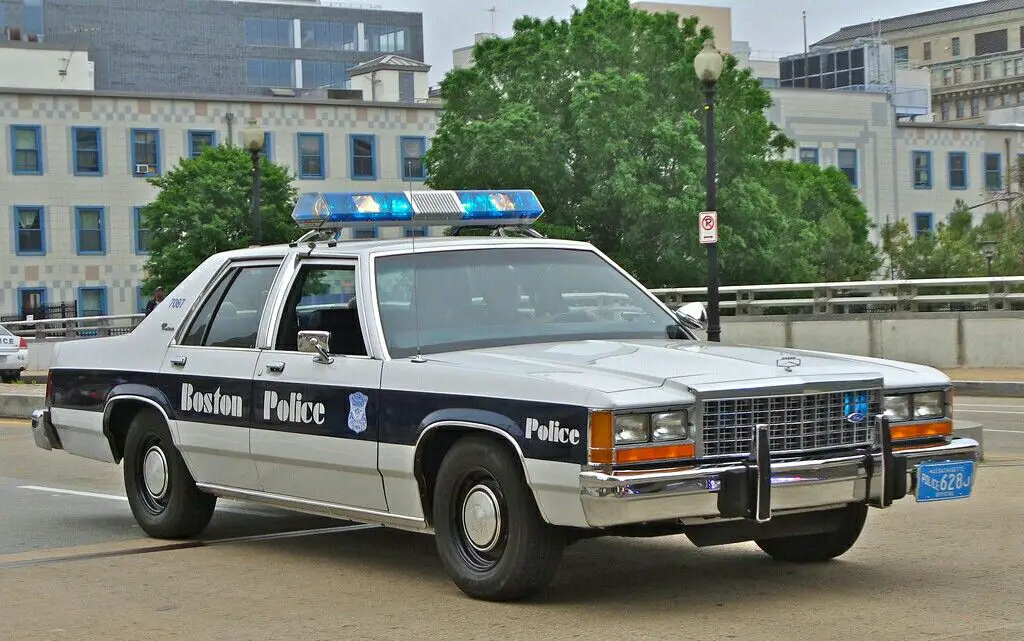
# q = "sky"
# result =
<box><xmin>372</xmin><ymin>0</ymin><xmax>980</xmax><ymax>84</ymax></box>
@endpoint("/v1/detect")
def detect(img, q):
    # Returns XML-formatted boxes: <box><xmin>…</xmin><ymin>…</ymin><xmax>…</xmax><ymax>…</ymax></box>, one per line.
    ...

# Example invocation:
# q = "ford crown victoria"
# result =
<box><xmin>31</xmin><ymin>189</ymin><xmax>980</xmax><ymax>601</ymax></box>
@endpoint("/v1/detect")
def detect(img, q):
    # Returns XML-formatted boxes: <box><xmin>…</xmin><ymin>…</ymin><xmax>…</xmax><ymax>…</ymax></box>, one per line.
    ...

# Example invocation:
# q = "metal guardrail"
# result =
<box><xmin>650</xmin><ymin>276</ymin><xmax>1024</xmax><ymax>315</ymax></box>
<box><xmin>1</xmin><ymin>277</ymin><xmax>1023</xmax><ymax>339</ymax></box>
<box><xmin>0</xmin><ymin>313</ymin><xmax>145</xmax><ymax>339</ymax></box>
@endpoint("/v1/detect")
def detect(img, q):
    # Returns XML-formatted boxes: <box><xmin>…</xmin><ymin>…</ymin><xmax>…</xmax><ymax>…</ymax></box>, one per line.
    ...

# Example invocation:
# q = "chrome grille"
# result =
<box><xmin>701</xmin><ymin>389</ymin><xmax>881</xmax><ymax>457</ymax></box>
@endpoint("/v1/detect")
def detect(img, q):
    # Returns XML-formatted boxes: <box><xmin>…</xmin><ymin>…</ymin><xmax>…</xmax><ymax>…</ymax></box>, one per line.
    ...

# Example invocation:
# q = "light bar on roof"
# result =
<box><xmin>290</xmin><ymin>189</ymin><xmax>544</xmax><ymax>230</ymax></box>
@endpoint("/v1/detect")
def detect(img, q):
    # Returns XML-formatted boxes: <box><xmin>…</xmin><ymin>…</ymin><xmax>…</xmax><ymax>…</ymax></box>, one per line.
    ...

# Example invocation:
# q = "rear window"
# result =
<box><xmin>0</xmin><ymin>326</ymin><xmax>12</xmax><ymax>337</ymax></box>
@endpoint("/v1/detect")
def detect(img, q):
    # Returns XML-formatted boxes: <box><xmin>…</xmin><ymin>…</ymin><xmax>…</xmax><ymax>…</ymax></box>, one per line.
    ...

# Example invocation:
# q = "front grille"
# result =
<box><xmin>701</xmin><ymin>389</ymin><xmax>882</xmax><ymax>457</ymax></box>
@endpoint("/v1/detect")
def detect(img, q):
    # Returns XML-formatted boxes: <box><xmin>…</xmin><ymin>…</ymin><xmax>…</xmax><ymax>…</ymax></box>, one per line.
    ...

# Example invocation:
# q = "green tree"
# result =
<box><xmin>881</xmin><ymin>200</ymin><xmax>1024</xmax><ymax>279</ymax></box>
<box><xmin>425</xmin><ymin>0</ymin><xmax>876</xmax><ymax>287</ymax></box>
<box><xmin>139</xmin><ymin>145</ymin><xmax>298</xmax><ymax>294</ymax></box>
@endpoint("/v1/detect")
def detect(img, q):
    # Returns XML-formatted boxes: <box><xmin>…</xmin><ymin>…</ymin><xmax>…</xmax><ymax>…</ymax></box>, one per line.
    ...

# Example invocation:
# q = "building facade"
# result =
<box><xmin>0</xmin><ymin>0</ymin><xmax>424</xmax><ymax>98</ymax></box>
<box><xmin>1</xmin><ymin>87</ymin><xmax>441</xmax><ymax>318</ymax></box>
<box><xmin>768</xmin><ymin>86</ymin><xmax>1024</xmax><ymax>244</ymax></box>
<box><xmin>810</xmin><ymin>0</ymin><xmax>1024</xmax><ymax>124</ymax></box>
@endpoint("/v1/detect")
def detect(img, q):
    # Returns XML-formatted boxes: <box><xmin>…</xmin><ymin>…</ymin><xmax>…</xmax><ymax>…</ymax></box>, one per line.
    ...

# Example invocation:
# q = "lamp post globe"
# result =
<box><xmin>243</xmin><ymin>118</ymin><xmax>264</xmax><ymax>154</ymax></box>
<box><xmin>694</xmin><ymin>39</ymin><xmax>724</xmax><ymax>84</ymax></box>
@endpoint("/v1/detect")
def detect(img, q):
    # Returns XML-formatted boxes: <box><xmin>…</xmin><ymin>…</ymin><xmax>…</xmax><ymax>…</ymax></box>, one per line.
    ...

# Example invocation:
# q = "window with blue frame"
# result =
<box><xmin>74</xmin><ymin>206</ymin><xmax>106</xmax><ymax>255</ymax></box>
<box><xmin>13</xmin><ymin>206</ymin><xmax>45</xmax><ymax>255</ymax></box>
<box><xmin>914</xmin><ymin>212</ymin><xmax>933</xmax><ymax>238</ymax></box>
<box><xmin>798</xmin><ymin>147</ymin><xmax>818</xmax><ymax>165</ymax></box>
<box><xmin>131</xmin><ymin>129</ymin><xmax>160</xmax><ymax>176</ymax></box>
<box><xmin>297</xmin><ymin>133</ymin><xmax>325</xmax><ymax>179</ymax></box>
<box><xmin>78</xmin><ymin>287</ymin><xmax>108</xmax><ymax>317</ymax></box>
<box><xmin>18</xmin><ymin>288</ymin><xmax>46</xmax><ymax>318</ymax></box>
<box><xmin>135</xmin><ymin>286</ymin><xmax>147</xmax><ymax>313</ymax></box>
<box><xmin>260</xmin><ymin>132</ymin><xmax>272</xmax><ymax>160</ymax></box>
<box><xmin>984</xmin><ymin>152</ymin><xmax>1002</xmax><ymax>190</ymax></box>
<box><xmin>837</xmin><ymin>148</ymin><xmax>857</xmax><ymax>187</ymax></box>
<box><xmin>350</xmin><ymin>134</ymin><xmax>376</xmax><ymax>179</ymax></box>
<box><xmin>400</xmin><ymin>136</ymin><xmax>426</xmax><ymax>181</ymax></box>
<box><xmin>72</xmin><ymin>127</ymin><xmax>102</xmax><ymax>175</ymax></box>
<box><xmin>133</xmin><ymin>207</ymin><xmax>151</xmax><ymax>254</ymax></box>
<box><xmin>11</xmin><ymin>125</ymin><xmax>43</xmax><ymax>174</ymax></box>
<box><xmin>948</xmin><ymin>152</ymin><xmax>967</xmax><ymax>189</ymax></box>
<box><xmin>188</xmin><ymin>130</ymin><xmax>216</xmax><ymax>158</ymax></box>
<box><xmin>912</xmin><ymin>151</ymin><xmax>932</xmax><ymax>188</ymax></box>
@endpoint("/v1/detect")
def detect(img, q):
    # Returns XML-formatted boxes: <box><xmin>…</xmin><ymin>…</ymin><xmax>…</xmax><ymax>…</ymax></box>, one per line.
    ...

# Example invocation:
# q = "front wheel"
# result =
<box><xmin>754</xmin><ymin>503</ymin><xmax>868</xmax><ymax>562</ymax></box>
<box><xmin>432</xmin><ymin>436</ymin><xmax>566</xmax><ymax>601</ymax></box>
<box><xmin>122</xmin><ymin>408</ymin><xmax>216</xmax><ymax>539</ymax></box>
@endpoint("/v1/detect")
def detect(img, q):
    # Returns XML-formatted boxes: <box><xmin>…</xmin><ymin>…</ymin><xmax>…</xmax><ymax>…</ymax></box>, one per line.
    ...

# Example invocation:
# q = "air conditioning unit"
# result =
<box><xmin>135</xmin><ymin>164</ymin><xmax>152</xmax><ymax>175</ymax></box>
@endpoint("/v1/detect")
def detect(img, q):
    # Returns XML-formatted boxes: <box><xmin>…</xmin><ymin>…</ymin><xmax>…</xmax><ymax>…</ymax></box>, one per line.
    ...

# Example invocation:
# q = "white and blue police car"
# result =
<box><xmin>31</xmin><ymin>189</ymin><xmax>980</xmax><ymax>601</ymax></box>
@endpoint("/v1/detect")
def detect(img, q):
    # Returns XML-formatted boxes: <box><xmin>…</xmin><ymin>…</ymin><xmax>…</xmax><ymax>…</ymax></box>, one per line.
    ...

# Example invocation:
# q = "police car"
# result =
<box><xmin>31</xmin><ymin>189</ymin><xmax>980</xmax><ymax>601</ymax></box>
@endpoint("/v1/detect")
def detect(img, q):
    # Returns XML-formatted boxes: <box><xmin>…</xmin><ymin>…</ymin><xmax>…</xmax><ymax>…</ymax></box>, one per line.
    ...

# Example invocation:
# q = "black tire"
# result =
<box><xmin>432</xmin><ymin>435</ymin><xmax>566</xmax><ymax>601</ymax></box>
<box><xmin>122</xmin><ymin>407</ymin><xmax>216</xmax><ymax>539</ymax></box>
<box><xmin>754</xmin><ymin>503</ymin><xmax>868</xmax><ymax>563</ymax></box>
<box><xmin>0</xmin><ymin>374</ymin><xmax>15</xmax><ymax>384</ymax></box>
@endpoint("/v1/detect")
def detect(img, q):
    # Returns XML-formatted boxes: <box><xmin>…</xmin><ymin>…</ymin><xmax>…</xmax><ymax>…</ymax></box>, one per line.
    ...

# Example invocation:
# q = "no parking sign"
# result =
<box><xmin>699</xmin><ymin>211</ymin><xmax>717</xmax><ymax>244</ymax></box>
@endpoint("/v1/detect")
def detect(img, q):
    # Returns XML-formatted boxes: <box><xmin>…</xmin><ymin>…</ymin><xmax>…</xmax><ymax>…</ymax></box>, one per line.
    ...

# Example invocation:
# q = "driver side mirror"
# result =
<box><xmin>298</xmin><ymin>330</ymin><xmax>333</xmax><ymax>364</ymax></box>
<box><xmin>675</xmin><ymin>302</ymin><xmax>708</xmax><ymax>331</ymax></box>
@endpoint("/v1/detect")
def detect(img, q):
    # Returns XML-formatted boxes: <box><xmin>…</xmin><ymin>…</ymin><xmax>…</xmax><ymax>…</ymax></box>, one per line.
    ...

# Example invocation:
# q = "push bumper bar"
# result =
<box><xmin>31</xmin><ymin>408</ymin><xmax>62</xmax><ymax>451</ymax></box>
<box><xmin>579</xmin><ymin>416</ymin><xmax>980</xmax><ymax>528</ymax></box>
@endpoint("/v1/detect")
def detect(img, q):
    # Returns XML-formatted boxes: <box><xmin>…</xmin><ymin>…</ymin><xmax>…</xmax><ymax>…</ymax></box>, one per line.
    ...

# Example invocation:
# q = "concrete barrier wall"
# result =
<box><xmin>22</xmin><ymin>312</ymin><xmax>1024</xmax><ymax>371</ymax></box>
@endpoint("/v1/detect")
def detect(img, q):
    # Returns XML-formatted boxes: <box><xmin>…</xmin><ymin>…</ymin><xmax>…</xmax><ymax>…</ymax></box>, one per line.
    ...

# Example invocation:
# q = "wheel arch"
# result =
<box><xmin>413</xmin><ymin>419</ymin><xmax>540</xmax><ymax>528</ymax></box>
<box><xmin>102</xmin><ymin>389</ymin><xmax>175</xmax><ymax>464</ymax></box>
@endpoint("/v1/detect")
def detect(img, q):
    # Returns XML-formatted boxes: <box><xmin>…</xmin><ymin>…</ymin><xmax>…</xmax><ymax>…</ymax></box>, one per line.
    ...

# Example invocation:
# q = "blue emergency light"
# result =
<box><xmin>290</xmin><ymin>189</ymin><xmax>545</xmax><ymax>230</ymax></box>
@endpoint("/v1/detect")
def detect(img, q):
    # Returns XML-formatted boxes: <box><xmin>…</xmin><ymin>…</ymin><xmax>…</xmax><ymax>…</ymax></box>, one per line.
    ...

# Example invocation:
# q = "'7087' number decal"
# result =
<box><xmin>167</xmin><ymin>298</ymin><xmax>187</xmax><ymax>309</ymax></box>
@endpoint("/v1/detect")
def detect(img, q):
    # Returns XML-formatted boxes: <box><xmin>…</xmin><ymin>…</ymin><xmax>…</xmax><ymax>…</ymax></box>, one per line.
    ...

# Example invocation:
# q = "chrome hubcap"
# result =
<box><xmin>461</xmin><ymin>484</ymin><xmax>501</xmax><ymax>552</ymax></box>
<box><xmin>142</xmin><ymin>446</ymin><xmax>169</xmax><ymax>499</ymax></box>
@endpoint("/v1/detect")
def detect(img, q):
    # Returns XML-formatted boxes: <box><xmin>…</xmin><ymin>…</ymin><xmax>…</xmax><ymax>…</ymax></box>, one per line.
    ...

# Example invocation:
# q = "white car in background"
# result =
<box><xmin>0</xmin><ymin>325</ymin><xmax>29</xmax><ymax>383</ymax></box>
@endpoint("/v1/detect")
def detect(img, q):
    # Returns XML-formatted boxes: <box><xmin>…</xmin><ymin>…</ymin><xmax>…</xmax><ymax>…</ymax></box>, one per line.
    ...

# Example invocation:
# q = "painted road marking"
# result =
<box><xmin>17</xmin><ymin>485</ymin><xmax>287</xmax><ymax>518</ymax></box>
<box><xmin>956</xmin><ymin>409</ymin><xmax>1024</xmax><ymax>415</ymax></box>
<box><xmin>957</xmin><ymin>404</ymin><xmax>1024</xmax><ymax>410</ymax></box>
<box><xmin>984</xmin><ymin>429</ymin><xmax>1024</xmax><ymax>435</ymax></box>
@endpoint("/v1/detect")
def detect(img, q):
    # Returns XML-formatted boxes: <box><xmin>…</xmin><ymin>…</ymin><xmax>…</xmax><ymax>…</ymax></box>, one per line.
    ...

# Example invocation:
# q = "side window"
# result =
<box><xmin>180</xmin><ymin>265</ymin><xmax>279</xmax><ymax>348</ymax></box>
<box><xmin>275</xmin><ymin>265</ymin><xmax>366</xmax><ymax>356</ymax></box>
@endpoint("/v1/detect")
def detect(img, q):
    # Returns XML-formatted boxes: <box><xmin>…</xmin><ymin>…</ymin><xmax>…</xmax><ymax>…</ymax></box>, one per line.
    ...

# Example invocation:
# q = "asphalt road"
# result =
<box><xmin>0</xmin><ymin>397</ymin><xmax>1021</xmax><ymax>640</ymax></box>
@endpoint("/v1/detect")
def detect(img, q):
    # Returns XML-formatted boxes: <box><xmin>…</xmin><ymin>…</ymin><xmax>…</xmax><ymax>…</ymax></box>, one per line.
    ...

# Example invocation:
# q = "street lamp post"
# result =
<box><xmin>694</xmin><ymin>40</ymin><xmax>724</xmax><ymax>342</ymax></box>
<box><xmin>242</xmin><ymin>118</ymin><xmax>265</xmax><ymax>246</ymax></box>
<box><xmin>980</xmin><ymin>239</ymin><xmax>998</xmax><ymax>278</ymax></box>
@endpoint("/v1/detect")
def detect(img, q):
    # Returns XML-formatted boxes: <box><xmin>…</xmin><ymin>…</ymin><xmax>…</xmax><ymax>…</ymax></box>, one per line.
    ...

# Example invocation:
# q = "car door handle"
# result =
<box><xmin>170</xmin><ymin>356</ymin><xmax>187</xmax><ymax>367</ymax></box>
<box><xmin>266</xmin><ymin>362</ymin><xmax>285</xmax><ymax>373</ymax></box>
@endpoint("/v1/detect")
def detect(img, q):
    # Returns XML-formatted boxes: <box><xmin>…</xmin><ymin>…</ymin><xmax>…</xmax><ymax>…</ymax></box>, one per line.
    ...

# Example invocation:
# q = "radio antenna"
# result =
<box><xmin>408</xmin><ymin>175</ymin><xmax>425</xmax><ymax>363</ymax></box>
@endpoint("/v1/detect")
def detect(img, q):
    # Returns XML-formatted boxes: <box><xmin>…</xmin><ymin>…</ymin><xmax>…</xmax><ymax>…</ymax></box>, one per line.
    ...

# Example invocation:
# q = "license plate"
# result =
<box><xmin>916</xmin><ymin>460</ymin><xmax>974</xmax><ymax>502</ymax></box>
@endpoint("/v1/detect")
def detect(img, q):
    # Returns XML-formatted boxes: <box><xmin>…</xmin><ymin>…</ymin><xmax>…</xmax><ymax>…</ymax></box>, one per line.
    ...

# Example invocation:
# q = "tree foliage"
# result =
<box><xmin>881</xmin><ymin>200</ymin><xmax>1024</xmax><ymax>279</ymax></box>
<box><xmin>425</xmin><ymin>0</ymin><xmax>879</xmax><ymax>287</ymax></box>
<box><xmin>139</xmin><ymin>145</ymin><xmax>298</xmax><ymax>294</ymax></box>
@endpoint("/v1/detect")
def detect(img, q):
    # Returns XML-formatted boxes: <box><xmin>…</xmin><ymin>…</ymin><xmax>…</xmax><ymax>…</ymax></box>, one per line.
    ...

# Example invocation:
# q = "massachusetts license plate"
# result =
<box><xmin>916</xmin><ymin>460</ymin><xmax>974</xmax><ymax>502</ymax></box>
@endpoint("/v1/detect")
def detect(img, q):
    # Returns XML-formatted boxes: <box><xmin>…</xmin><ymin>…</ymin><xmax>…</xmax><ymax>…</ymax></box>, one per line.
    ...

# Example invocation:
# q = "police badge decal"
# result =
<box><xmin>348</xmin><ymin>392</ymin><xmax>369</xmax><ymax>434</ymax></box>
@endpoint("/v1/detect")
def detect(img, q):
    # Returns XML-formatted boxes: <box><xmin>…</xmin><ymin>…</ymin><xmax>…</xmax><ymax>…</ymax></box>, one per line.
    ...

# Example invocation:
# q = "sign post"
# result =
<box><xmin>699</xmin><ymin>211</ymin><xmax>718</xmax><ymax>244</ymax></box>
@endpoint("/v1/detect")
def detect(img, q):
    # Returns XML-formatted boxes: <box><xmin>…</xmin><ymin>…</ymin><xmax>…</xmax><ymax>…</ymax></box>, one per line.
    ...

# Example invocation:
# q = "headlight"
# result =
<box><xmin>883</xmin><ymin>395</ymin><xmax>911</xmax><ymax>420</ymax></box>
<box><xmin>614</xmin><ymin>414</ymin><xmax>650</xmax><ymax>444</ymax></box>
<box><xmin>652</xmin><ymin>411</ymin><xmax>691</xmax><ymax>442</ymax></box>
<box><xmin>913</xmin><ymin>391</ymin><xmax>945</xmax><ymax>419</ymax></box>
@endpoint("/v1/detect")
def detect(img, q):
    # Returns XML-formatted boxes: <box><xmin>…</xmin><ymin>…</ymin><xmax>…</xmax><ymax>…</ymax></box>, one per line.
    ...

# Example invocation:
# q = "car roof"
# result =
<box><xmin>217</xmin><ymin>234</ymin><xmax>599</xmax><ymax>262</ymax></box>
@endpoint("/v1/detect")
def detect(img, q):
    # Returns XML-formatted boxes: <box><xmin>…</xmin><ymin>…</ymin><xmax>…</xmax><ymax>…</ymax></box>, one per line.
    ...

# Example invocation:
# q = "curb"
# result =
<box><xmin>952</xmin><ymin>380</ymin><xmax>1024</xmax><ymax>398</ymax></box>
<box><xmin>0</xmin><ymin>394</ymin><xmax>44</xmax><ymax>421</ymax></box>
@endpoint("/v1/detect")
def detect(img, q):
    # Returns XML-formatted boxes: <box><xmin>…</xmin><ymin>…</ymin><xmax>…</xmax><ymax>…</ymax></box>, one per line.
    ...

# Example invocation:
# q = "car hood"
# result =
<box><xmin>428</xmin><ymin>339</ymin><xmax>948</xmax><ymax>394</ymax></box>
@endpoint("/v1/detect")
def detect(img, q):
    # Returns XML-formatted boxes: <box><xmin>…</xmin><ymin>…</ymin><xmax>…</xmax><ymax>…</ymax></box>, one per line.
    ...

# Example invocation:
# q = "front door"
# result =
<box><xmin>161</xmin><ymin>261</ymin><xmax>282</xmax><ymax>491</ymax></box>
<box><xmin>250</xmin><ymin>259</ymin><xmax>387</xmax><ymax>512</ymax></box>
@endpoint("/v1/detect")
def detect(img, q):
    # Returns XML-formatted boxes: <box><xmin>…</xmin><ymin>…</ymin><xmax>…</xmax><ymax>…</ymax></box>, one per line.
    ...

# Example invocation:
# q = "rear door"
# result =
<box><xmin>162</xmin><ymin>259</ymin><xmax>283</xmax><ymax>491</ymax></box>
<box><xmin>250</xmin><ymin>257</ymin><xmax>387</xmax><ymax>511</ymax></box>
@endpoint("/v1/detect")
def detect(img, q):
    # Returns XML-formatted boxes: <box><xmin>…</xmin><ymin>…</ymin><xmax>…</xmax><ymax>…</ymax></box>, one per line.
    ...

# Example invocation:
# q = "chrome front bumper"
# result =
<box><xmin>31</xmin><ymin>408</ymin><xmax>62</xmax><ymax>451</ymax></box>
<box><xmin>579</xmin><ymin>427</ymin><xmax>980</xmax><ymax>528</ymax></box>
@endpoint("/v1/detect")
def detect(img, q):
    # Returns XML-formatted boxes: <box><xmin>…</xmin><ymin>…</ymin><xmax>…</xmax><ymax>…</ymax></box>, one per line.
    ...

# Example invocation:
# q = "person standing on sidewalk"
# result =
<box><xmin>144</xmin><ymin>286</ymin><xmax>165</xmax><ymax>316</ymax></box>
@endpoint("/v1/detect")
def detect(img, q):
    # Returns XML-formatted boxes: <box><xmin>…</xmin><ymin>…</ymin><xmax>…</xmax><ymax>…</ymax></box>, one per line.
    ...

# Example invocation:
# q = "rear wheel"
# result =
<box><xmin>754</xmin><ymin>503</ymin><xmax>868</xmax><ymax>562</ymax></box>
<box><xmin>0</xmin><ymin>372</ymin><xmax>17</xmax><ymax>383</ymax></box>
<box><xmin>432</xmin><ymin>436</ymin><xmax>565</xmax><ymax>601</ymax></box>
<box><xmin>122</xmin><ymin>408</ymin><xmax>216</xmax><ymax>539</ymax></box>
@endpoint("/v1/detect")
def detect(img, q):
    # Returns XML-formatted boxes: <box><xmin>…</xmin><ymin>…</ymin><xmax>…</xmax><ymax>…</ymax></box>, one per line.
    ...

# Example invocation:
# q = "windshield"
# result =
<box><xmin>373</xmin><ymin>246</ymin><xmax>683</xmax><ymax>357</ymax></box>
